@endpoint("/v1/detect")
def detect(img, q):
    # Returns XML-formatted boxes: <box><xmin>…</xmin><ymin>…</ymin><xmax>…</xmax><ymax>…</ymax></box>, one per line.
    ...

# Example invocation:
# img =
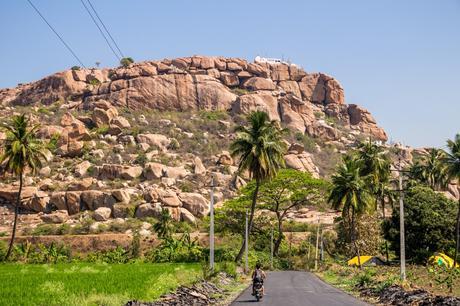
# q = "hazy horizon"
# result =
<box><xmin>1</xmin><ymin>0</ymin><xmax>458</xmax><ymax>148</ymax></box>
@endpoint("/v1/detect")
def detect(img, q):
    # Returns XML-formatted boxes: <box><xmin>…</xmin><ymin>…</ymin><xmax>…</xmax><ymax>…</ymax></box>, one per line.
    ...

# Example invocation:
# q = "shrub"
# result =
<box><xmin>0</xmin><ymin>241</ymin><xmax>7</xmax><ymax>262</ymax></box>
<box><xmin>89</xmin><ymin>78</ymin><xmax>101</xmax><ymax>86</ymax></box>
<box><xmin>383</xmin><ymin>186</ymin><xmax>457</xmax><ymax>263</ymax></box>
<box><xmin>71</xmin><ymin>66</ymin><xmax>81</xmax><ymax>71</ymax></box>
<box><xmin>120</xmin><ymin>57</ymin><xmax>134</xmax><ymax>67</ymax></box>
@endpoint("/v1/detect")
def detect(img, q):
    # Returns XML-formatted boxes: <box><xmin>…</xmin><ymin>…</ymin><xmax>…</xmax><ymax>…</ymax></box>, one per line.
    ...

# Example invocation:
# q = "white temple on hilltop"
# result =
<box><xmin>255</xmin><ymin>56</ymin><xmax>297</xmax><ymax>66</ymax></box>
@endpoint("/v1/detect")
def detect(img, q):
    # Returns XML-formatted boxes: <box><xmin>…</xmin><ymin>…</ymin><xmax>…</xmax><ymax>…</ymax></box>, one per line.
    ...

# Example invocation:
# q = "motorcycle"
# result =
<box><xmin>253</xmin><ymin>281</ymin><xmax>263</xmax><ymax>302</ymax></box>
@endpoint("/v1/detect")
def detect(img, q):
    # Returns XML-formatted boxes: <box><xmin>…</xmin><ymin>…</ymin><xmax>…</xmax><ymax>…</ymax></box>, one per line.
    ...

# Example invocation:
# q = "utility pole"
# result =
<box><xmin>320</xmin><ymin>229</ymin><xmax>324</xmax><ymax>262</ymax></box>
<box><xmin>245</xmin><ymin>209</ymin><xmax>249</xmax><ymax>273</ymax></box>
<box><xmin>209</xmin><ymin>176</ymin><xmax>215</xmax><ymax>272</ymax></box>
<box><xmin>270</xmin><ymin>226</ymin><xmax>274</xmax><ymax>270</ymax></box>
<box><xmin>398</xmin><ymin>157</ymin><xmax>406</xmax><ymax>281</ymax></box>
<box><xmin>314</xmin><ymin>217</ymin><xmax>320</xmax><ymax>270</ymax></box>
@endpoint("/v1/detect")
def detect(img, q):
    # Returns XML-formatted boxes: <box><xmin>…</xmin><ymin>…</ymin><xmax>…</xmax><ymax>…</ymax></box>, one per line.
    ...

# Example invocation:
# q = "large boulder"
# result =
<box><xmin>242</xmin><ymin>77</ymin><xmax>276</xmax><ymax>91</ymax></box>
<box><xmin>143</xmin><ymin>162</ymin><xmax>165</xmax><ymax>180</ymax></box>
<box><xmin>163</xmin><ymin>166</ymin><xmax>189</xmax><ymax>180</ymax></box>
<box><xmin>93</xmin><ymin>207</ymin><xmax>112</xmax><ymax>221</ymax></box>
<box><xmin>80</xmin><ymin>190</ymin><xmax>116</xmax><ymax>210</ymax></box>
<box><xmin>136</xmin><ymin>134</ymin><xmax>171</xmax><ymax>150</ymax></box>
<box><xmin>135</xmin><ymin>203</ymin><xmax>162</xmax><ymax>219</ymax></box>
<box><xmin>98</xmin><ymin>164</ymin><xmax>143</xmax><ymax>180</ymax></box>
<box><xmin>179</xmin><ymin>193</ymin><xmax>209</xmax><ymax>217</ymax></box>
<box><xmin>41</xmin><ymin>210</ymin><xmax>69</xmax><ymax>224</ymax></box>
<box><xmin>231</xmin><ymin>93</ymin><xmax>280</xmax><ymax>121</ymax></box>
<box><xmin>284</xmin><ymin>153</ymin><xmax>320</xmax><ymax>178</ymax></box>
<box><xmin>180</xmin><ymin>208</ymin><xmax>196</xmax><ymax>224</ymax></box>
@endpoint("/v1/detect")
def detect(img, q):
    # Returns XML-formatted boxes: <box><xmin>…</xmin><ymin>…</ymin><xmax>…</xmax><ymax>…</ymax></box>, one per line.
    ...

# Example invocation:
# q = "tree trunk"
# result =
<box><xmin>5</xmin><ymin>172</ymin><xmax>23</xmax><ymax>260</ymax></box>
<box><xmin>235</xmin><ymin>180</ymin><xmax>260</xmax><ymax>262</ymax></box>
<box><xmin>273</xmin><ymin>217</ymin><xmax>283</xmax><ymax>256</ymax></box>
<box><xmin>351</xmin><ymin>207</ymin><xmax>362</xmax><ymax>269</ymax></box>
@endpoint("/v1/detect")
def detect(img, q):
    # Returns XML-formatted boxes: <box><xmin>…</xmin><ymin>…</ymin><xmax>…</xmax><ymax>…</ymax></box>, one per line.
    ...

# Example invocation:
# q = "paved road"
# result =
<box><xmin>231</xmin><ymin>271</ymin><xmax>369</xmax><ymax>306</ymax></box>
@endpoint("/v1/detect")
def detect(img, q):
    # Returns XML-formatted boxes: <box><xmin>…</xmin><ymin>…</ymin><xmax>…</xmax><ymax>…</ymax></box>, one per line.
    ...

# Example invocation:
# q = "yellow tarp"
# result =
<box><xmin>347</xmin><ymin>256</ymin><xmax>373</xmax><ymax>266</ymax></box>
<box><xmin>429</xmin><ymin>252</ymin><xmax>459</xmax><ymax>269</ymax></box>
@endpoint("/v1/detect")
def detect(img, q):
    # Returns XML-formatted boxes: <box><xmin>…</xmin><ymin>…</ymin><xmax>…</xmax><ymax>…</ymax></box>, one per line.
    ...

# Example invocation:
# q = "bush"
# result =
<box><xmin>71</xmin><ymin>66</ymin><xmax>81</xmax><ymax>71</ymax></box>
<box><xmin>383</xmin><ymin>186</ymin><xmax>457</xmax><ymax>263</ymax></box>
<box><xmin>0</xmin><ymin>241</ymin><xmax>7</xmax><ymax>262</ymax></box>
<box><xmin>120</xmin><ymin>57</ymin><xmax>134</xmax><ymax>67</ymax></box>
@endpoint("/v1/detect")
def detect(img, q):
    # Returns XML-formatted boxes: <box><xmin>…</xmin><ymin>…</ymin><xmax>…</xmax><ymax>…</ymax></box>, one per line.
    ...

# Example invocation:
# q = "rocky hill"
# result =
<box><xmin>0</xmin><ymin>55</ymin><xmax>388</xmax><ymax>235</ymax></box>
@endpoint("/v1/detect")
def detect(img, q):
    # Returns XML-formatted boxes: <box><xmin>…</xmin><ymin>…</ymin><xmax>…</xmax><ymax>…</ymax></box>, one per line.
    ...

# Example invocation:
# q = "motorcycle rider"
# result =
<box><xmin>251</xmin><ymin>263</ymin><xmax>266</xmax><ymax>296</ymax></box>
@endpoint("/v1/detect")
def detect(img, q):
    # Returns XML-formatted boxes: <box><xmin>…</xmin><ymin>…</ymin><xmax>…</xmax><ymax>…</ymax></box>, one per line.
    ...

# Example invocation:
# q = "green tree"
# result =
<box><xmin>328</xmin><ymin>155</ymin><xmax>374</xmax><ymax>268</ymax></box>
<box><xmin>409</xmin><ymin>148</ymin><xmax>448</xmax><ymax>191</ymax></box>
<box><xmin>383</xmin><ymin>186</ymin><xmax>456</xmax><ymax>264</ymax></box>
<box><xmin>230</xmin><ymin>111</ymin><xmax>287</xmax><ymax>262</ymax></box>
<box><xmin>153</xmin><ymin>209</ymin><xmax>174</xmax><ymax>239</ymax></box>
<box><xmin>443</xmin><ymin>134</ymin><xmax>460</xmax><ymax>270</ymax></box>
<box><xmin>120</xmin><ymin>57</ymin><xmax>134</xmax><ymax>67</ymax></box>
<box><xmin>256</xmin><ymin>169</ymin><xmax>326</xmax><ymax>255</ymax></box>
<box><xmin>355</xmin><ymin>139</ymin><xmax>393</xmax><ymax>261</ymax></box>
<box><xmin>0</xmin><ymin>114</ymin><xmax>49</xmax><ymax>260</ymax></box>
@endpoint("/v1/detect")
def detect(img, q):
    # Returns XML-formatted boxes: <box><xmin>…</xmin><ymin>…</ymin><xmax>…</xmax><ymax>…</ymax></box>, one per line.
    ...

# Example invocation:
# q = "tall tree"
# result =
<box><xmin>230</xmin><ymin>111</ymin><xmax>287</xmax><ymax>262</ymax></box>
<box><xmin>256</xmin><ymin>169</ymin><xmax>326</xmax><ymax>255</ymax></box>
<box><xmin>1</xmin><ymin>114</ymin><xmax>49</xmax><ymax>260</ymax></box>
<box><xmin>409</xmin><ymin>148</ymin><xmax>448</xmax><ymax>191</ymax></box>
<box><xmin>355</xmin><ymin>139</ymin><xmax>393</xmax><ymax>261</ymax></box>
<box><xmin>328</xmin><ymin>155</ymin><xmax>373</xmax><ymax>268</ymax></box>
<box><xmin>443</xmin><ymin>134</ymin><xmax>460</xmax><ymax>272</ymax></box>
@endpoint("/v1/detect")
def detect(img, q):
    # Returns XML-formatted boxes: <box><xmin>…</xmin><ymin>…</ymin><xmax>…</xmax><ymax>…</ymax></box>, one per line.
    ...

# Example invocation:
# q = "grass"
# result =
<box><xmin>317</xmin><ymin>263</ymin><xmax>460</xmax><ymax>298</ymax></box>
<box><xmin>0</xmin><ymin>262</ymin><xmax>201</xmax><ymax>306</ymax></box>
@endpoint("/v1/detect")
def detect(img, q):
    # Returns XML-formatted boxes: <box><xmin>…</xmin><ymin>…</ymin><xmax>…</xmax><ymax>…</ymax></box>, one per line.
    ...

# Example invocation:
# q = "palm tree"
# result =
<box><xmin>1</xmin><ymin>114</ymin><xmax>48</xmax><ymax>260</ymax></box>
<box><xmin>443</xmin><ymin>134</ymin><xmax>460</xmax><ymax>272</ymax></box>
<box><xmin>328</xmin><ymin>155</ymin><xmax>373</xmax><ymax>268</ymax></box>
<box><xmin>409</xmin><ymin>148</ymin><xmax>448</xmax><ymax>191</ymax></box>
<box><xmin>153</xmin><ymin>209</ymin><xmax>174</xmax><ymax>239</ymax></box>
<box><xmin>355</xmin><ymin>139</ymin><xmax>392</xmax><ymax>261</ymax></box>
<box><xmin>230</xmin><ymin>111</ymin><xmax>287</xmax><ymax>262</ymax></box>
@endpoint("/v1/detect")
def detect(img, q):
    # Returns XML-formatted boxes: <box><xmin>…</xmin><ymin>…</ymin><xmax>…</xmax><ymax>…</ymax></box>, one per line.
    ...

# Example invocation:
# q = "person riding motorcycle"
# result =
<box><xmin>251</xmin><ymin>263</ymin><xmax>266</xmax><ymax>296</ymax></box>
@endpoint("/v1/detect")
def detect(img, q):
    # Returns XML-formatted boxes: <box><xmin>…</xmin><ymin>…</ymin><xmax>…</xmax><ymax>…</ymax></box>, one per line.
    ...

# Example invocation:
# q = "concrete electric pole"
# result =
<box><xmin>209</xmin><ymin>176</ymin><xmax>215</xmax><ymax>272</ymax></box>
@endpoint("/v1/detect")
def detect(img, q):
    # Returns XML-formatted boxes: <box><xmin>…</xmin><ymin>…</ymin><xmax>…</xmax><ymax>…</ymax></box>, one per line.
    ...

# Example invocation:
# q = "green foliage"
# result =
<box><xmin>408</xmin><ymin>148</ymin><xmax>449</xmax><ymax>191</ymax></box>
<box><xmin>231</xmin><ymin>111</ymin><xmax>287</xmax><ymax>181</ymax></box>
<box><xmin>199</xmin><ymin>110</ymin><xmax>228</xmax><ymax>121</ymax></box>
<box><xmin>46</xmin><ymin>132</ymin><xmax>61</xmax><ymax>153</ymax></box>
<box><xmin>168</xmin><ymin>138</ymin><xmax>180</xmax><ymax>150</ymax></box>
<box><xmin>87</xmin><ymin>246</ymin><xmax>131</xmax><ymax>263</ymax></box>
<box><xmin>232</xmin><ymin>88</ymin><xmax>250</xmax><ymax>96</ymax></box>
<box><xmin>383</xmin><ymin>186</ymin><xmax>457</xmax><ymax>263</ymax></box>
<box><xmin>120</xmin><ymin>57</ymin><xmax>134</xmax><ymax>67</ymax></box>
<box><xmin>89</xmin><ymin>78</ymin><xmax>101</xmax><ymax>86</ymax></box>
<box><xmin>153</xmin><ymin>209</ymin><xmax>174</xmax><ymax>239</ymax></box>
<box><xmin>146</xmin><ymin>233</ymin><xmax>204</xmax><ymax>263</ymax></box>
<box><xmin>10</xmin><ymin>242</ymin><xmax>70</xmax><ymax>264</ymax></box>
<box><xmin>92</xmin><ymin>124</ymin><xmax>110</xmax><ymax>135</ymax></box>
<box><xmin>428</xmin><ymin>263</ymin><xmax>460</xmax><ymax>293</ymax></box>
<box><xmin>353</xmin><ymin>268</ymin><xmax>376</xmax><ymax>288</ymax></box>
<box><xmin>134</xmin><ymin>152</ymin><xmax>148</xmax><ymax>166</ymax></box>
<box><xmin>71</xmin><ymin>65</ymin><xmax>81</xmax><ymax>70</ymax></box>
<box><xmin>294</xmin><ymin>132</ymin><xmax>317</xmax><ymax>153</ymax></box>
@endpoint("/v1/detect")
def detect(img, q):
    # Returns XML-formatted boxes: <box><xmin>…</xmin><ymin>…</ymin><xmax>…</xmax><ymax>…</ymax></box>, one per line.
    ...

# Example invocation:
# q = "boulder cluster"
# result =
<box><xmin>0</xmin><ymin>55</ymin><xmax>391</xmax><ymax>230</ymax></box>
<box><xmin>0</xmin><ymin>55</ymin><xmax>387</xmax><ymax>142</ymax></box>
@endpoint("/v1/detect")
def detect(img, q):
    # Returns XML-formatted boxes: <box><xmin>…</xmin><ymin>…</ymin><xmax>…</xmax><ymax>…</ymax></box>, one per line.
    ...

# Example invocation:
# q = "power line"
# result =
<box><xmin>86</xmin><ymin>0</ymin><xmax>125</xmax><ymax>58</ymax></box>
<box><xmin>26</xmin><ymin>0</ymin><xmax>86</xmax><ymax>68</ymax></box>
<box><xmin>80</xmin><ymin>0</ymin><xmax>120</xmax><ymax>61</ymax></box>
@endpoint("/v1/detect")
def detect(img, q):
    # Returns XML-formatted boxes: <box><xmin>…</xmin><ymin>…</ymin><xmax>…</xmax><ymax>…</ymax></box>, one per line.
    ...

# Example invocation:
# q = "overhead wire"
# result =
<box><xmin>79</xmin><ymin>0</ymin><xmax>120</xmax><ymax>61</ymax></box>
<box><xmin>86</xmin><ymin>0</ymin><xmax>125</xmax><ymax>58</ymax></box>
<box><xmin>26</xmin><ymin>0</ymin><xmax>86</xmax><ymax>68</ymax></box>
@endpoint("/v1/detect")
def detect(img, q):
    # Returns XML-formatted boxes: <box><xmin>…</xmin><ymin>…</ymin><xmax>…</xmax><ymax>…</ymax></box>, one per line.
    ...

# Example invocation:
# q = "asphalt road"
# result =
<box><xmin>231</xmin><ymin>271</ymin><xmax>369</xmax><ymax>306</ymax></box>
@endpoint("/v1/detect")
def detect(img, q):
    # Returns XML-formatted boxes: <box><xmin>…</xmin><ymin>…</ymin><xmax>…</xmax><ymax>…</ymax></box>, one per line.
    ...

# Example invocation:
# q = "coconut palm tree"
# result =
<box><xmin>443</xmin><ymin>134</ymin><xmax>460</xmax><ymax>272</ymax></box>
<box><xmin>328</xmin><ymin>155</ymin><xmax>373</xmax><ymax>268</ymax></box>
<box><xmin>355</xmin><ymin>139</ymin><xmax>392</xmax><ymax>261</ymax></box>
<box><xmin>1</xmin><ymin>114</ymin><xmax>48</xmax><ymax>260</ymax></box>
<box><xmin>153</xmin><ymin>208</ymin><xmax>174</xmax><ymax>239</ymax></box>
<box><xmin>230</xmin><ymin>111</ymin><xmax>287</xmax><ymax>262</ymax></box>
<box><xmin>409</xmin><ymin>148</ymin><xmax>448</xmax><ymax>191</ymax></box>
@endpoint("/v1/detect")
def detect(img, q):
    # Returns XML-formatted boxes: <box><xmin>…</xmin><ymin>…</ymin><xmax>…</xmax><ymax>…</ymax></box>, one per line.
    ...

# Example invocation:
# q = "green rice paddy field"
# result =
<box><xmin>0</xmin><ymin>263</ymin><xmax>201</xmax><ymax>306</ymax></box>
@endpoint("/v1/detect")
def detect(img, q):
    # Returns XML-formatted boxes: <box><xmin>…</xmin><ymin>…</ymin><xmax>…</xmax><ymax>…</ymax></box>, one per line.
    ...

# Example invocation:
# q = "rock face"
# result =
<box><xmin>0</xmin><ymin>55</ymin><xmax>386</xmax><ymax>142</ymax></box>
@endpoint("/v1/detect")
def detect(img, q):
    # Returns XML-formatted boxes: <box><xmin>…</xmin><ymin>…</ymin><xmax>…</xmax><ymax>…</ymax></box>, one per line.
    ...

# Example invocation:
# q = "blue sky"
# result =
<box><xmin>1</xmin><ymin>0</ymin><xmax>459</xmax><ymax>148</ymax></box>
